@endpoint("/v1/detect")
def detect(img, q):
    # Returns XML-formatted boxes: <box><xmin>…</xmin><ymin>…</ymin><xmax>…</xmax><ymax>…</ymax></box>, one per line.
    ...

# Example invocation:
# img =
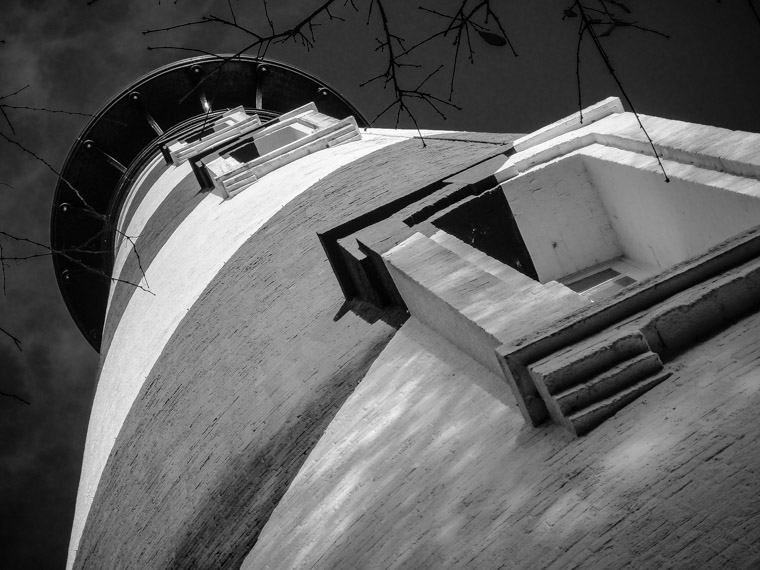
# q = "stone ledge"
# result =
<box><xmin>498</xmin><ymin>225</ymin><xmax>760</xmax><ymax>430</ymax></box>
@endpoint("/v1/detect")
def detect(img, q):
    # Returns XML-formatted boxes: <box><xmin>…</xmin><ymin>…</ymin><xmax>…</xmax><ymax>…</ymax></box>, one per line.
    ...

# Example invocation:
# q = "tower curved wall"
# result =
<box><xmin>67</xmin><ymin>131</ymin><xmax>511</xmax><ymax>568</ymax></box>
<box><xmin>242</xmin><ymin>314</ymin><xmax>760</xmax><ymax>569</ymax></box>
<box><xmin>57</xmin><ymin>62</ymin><xmax>760</xmax><ymax>569</ymax></box>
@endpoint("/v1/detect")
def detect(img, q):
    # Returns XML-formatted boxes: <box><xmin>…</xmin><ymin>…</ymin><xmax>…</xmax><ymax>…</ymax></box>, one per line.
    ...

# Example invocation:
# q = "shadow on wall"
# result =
<box><xmin>332</xmin><ymin>299</ymin><xmax>406</xmax><ymax>327</ymax></box>
<box><xmin>244</xmin><ymin>315</ymin><xmax>760</xmax><ymax>569</ymax></box>
<box><xmin>170</xmin><ymin>332</ymin><xmax>394</xmax><ymax>567</ymax></box>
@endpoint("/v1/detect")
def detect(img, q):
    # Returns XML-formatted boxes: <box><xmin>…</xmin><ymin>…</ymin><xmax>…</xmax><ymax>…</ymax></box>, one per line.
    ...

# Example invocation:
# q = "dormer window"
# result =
<box><xmin>165</xmin><ymin>107</ymin><xmax>262</xmax><ymax>165</ymax></box>
<box><xmin>199</xmin><ymin>104</ymin><xmax>359</xmax><ymax>198</ymax></box>
<box><xmin>164</xmin><ymin>103</ymin><xmax>361</xmax><ymax>199</ymax></box>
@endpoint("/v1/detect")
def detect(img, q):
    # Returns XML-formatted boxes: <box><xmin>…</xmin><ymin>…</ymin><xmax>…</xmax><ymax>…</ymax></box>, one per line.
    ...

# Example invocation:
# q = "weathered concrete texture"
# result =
<box><xmin>496</xmin><ymin>222</ymin><xmax>760</xmax><ymax>432</ymax></box>
<box><xmin>639</xmin><ymin>252</ymin><xmax>760</xmax><ymax>357</ymax></box>
<box><xmin>71</xmin><ymin>135</ymin><xmax>509</xmax><ymax>569</ymax></box>
<box><xmin>383</xmin><ymin>231</ymin><xmax>588</xmax><ymax>377</ymax></box>
<box><xmin>430</xmin><ymin>230</ymin><xmax>522</xmax><ymax>284</ymax></box>
<box><xmin>69</xmin><ymin>135</ymin><xmax>407</xmax><ymax>569</ymax></box>
<box><xmin>583</xmin><ymin>145</ymin><xmax>760</xmax><ymax>271</ymax></box>
<box><xmin>511</xmin><ymin>245</ymin><xmax>760</xmax><ymax>434</ymax></box>
<box><xmin>511</xmin><ymin>97</ymin><xmax>623</xmax><ymax>153</ymax></box>
<box><xmin>502</xmin><ymin>153</ymin><xmax>621</xmax><ymax>282</ymax></box>
<box><xmin>424</xmin><ymin>131</ymin><xmax>521</xmax><ymax>145</ymax></box>
<box><xmin>244</xmin><ymin>315</ymin><xmax>760</xmax><ymax>569</ymax></box>
<box><xmin>498</xmin><ymin>109</ymin><xmax>760</xmax><ymax>184</ymax></box>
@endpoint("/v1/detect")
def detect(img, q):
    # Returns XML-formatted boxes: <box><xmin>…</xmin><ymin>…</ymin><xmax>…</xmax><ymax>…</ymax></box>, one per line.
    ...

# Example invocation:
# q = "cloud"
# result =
<box><xmin>0</xmin><ymin>334</ymin><xmax>97</xmax><ymax>569</ymax></box>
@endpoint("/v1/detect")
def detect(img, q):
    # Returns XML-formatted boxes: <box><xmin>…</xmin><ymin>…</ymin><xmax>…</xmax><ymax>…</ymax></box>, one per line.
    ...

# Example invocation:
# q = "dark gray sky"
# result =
<box><xmin>1</xmin><ymin>1</ymin><xmax>759</xmax><ymax>568</ymax></box>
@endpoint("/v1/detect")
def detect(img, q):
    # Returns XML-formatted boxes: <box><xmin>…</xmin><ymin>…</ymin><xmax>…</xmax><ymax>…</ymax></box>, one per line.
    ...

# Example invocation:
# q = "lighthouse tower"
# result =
<box><xmin>55</xmin><ymin>56</ymin><xmax>760</xmax><ymax>569</ymax></box>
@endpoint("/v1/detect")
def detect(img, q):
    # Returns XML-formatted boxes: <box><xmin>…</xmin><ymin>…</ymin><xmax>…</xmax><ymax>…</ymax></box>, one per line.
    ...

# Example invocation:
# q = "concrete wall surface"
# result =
<box><xmin>584</xmin><ymin>145</ymin><xmax>760</xmax><ymax>269</ymax></box>
<box><xmin>243</xmin><ymin>315</ymin><xmax>760</xmax><ymax>569</ymax></box>
<box><xmin>69</xmin><ymin>133</ymin><xmax>513</xmax><ymax>569</ymax></box>
<box><xmin>501</xmin><ymin>154</ymin><xmax>621</xmax><ymax>282</ymax></box>
<box><xmin>501</xmin><ymin>122</ymin><xmax>760</xmax><ymax>282</ymax></box>
<box><xmin>67</xmin><ymin>100</ymin><xmax>760</xmax><ymax>569</ymax></box>
<box><xmin>67</xmin><ymin>133</ymin><xmax>405</xmax><ymax>569</ymax></box>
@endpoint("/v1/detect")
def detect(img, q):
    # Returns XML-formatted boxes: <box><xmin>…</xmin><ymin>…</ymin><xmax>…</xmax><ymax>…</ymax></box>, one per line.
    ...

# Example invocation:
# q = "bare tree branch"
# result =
<box><xmin>142</xmin><ymin>0</ymin><xmax>517</xmax><ymax>130</ymax></box>
<box><xmin>0</xmin><ymin>231</ymin><xmax>155</xmax><ymax>295</ymax></box>
<box><xmin>0</xmin><ymin>84</ymin><xmax>30</xmax><ymax>101</ymax></box>
<box><xmin>748</xmin><ymin>0</ymin><xmax>760</xmax><ymax>26</ymax></box>
<box><xmin>263</xmin><ymin>0</ymin><xmax>275</xmax><ymax>34</ymax></box>
<box><xmin>400</xmin><ymin>1</ymin><xmax>517</xmax><ymax>99</ymax></box>
<box><xmin>359</xmin><ymin>0</ymin><xmax>462</xmax><ymax>135</ymax></box>
<box><xmin>0</xmin><ymin>119</ymin><xmax>154</xmax><ymax>319</ymax></box>
<box><xmin>144</xmin><ymin>0</ymin><xmax>343</xmax><ymax>52</ymax></box>
<box><xmin>227</xmin><ymin>0</ymin><xmax>237</xmax><ymax>26</ymax></box>
<box><xmin>145</xmin><ymin>1</ymin><xmax>347</xmax><ymax>114</ymax></box>
<box><xmin>1</xmin><ymin>104</ymin><xmax>98</xmax><ymax>119</ymax></box>
<box><xmin>572</xmin><ymin>0</ymin><xmax>670</xmax><ymax>182</ymax></box>
<box><xmin>0</xmin><ymin>105</ymin><xmax>14</xmax><ymax>135</ymax></box>
<box><xmin>0</xmin><ymin>390</ymin><xmax>29</xmax><ymax>404</ymax></box>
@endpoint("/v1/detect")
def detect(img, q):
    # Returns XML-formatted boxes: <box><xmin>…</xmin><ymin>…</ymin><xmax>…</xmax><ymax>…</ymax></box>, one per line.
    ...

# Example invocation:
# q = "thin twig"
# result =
<box><xmin>748</xmin><ymin>0</ymin><xmax>760</xmax><ymax>26</ymax></box>
<box><xmin>0</xmin><ymin>85</ymin><xmax>30</xmax><ymax>101</ymax></box>
<box><xmin>403</xmin><ymin>1</ymin><xmax>516</xmax><ymax>99</ymax></box>
<box><xmin>0</xmin><ymin>231</ymin><xmax>155</xmax><ymax>294</ymax></box>
<box><xmin>1</xmin><ymin>104</ymin><xmax>96</xmax><ymax>118</ymax></box>
<box><xmin>0</xmin><ymin>390</ymin><xmax>29</xmax><ymax>403</ymax></box>
<box><xmin>574</xmin><ymin>0</ymin><xmax>669</xmax><ymax>182</ymax></box>
<box><xmin>0</xmin><ymin>105</ymin><xmax>14</xmax><ymax>135</ymax></box>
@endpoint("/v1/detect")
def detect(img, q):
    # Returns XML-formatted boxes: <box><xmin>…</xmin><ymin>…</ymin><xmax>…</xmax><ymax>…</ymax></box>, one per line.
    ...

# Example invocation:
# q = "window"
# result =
<box><xmin>165</xmin><ymin>107</ymin><xmax>261</xmax><ymax>165</ymax></box>
<box><xmin>189</xmin><ymin>103</ymin><xmax>360</xmax><ymax>198</ymax></box>
<box><xmin>559</xmin><ymin>257</ymin><xmax>650</xmax><ymax>302</ymax></box>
